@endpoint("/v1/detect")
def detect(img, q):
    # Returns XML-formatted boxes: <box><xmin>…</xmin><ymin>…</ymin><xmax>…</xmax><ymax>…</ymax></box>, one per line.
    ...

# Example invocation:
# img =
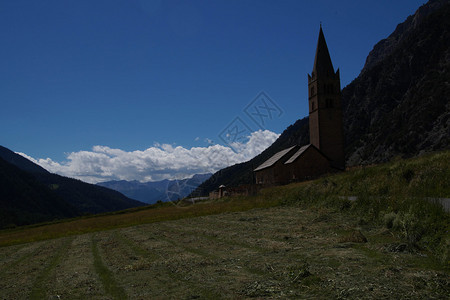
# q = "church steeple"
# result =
<box><xmin>312</xmin><ymin>25</ymin><xmax>336</xmax><ymax>78</ymax></box>
<box><xmin>307</xmin><ymin>26</ymin><xmax>345</xmax><ymax>170</ymax></box>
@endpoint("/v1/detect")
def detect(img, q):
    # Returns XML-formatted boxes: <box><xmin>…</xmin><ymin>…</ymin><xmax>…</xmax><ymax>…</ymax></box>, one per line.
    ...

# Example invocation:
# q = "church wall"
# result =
<box><xmin>255</xmin><ymin>162</ymin><xmax>291</xmax><ymax>186</ymax></box>
<box><xmin>287</xmin><ymin>147</ymin><xmax>331</xmax><ymax>182</ymax></box>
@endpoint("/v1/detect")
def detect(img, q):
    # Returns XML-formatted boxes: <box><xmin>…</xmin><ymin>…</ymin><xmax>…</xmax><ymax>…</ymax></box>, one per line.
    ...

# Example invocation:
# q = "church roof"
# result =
<box><xmin>312</xmin><ymin>26</ymin><xmax>335</xmax><ymax>77</ymax></box>
<box><xmin>284</xmin><ymin>144</ymin><xmax>328</xmax><ymax>164</ymax></box>
<box><xmin>284</xmin><ymin>144</ymin><xmax>311</xmax><ymax>164</ymax></box>
<box><xmin>253</xmin><ymin>146</ymin><xmax>299</xmax><ymax>172</ymax></box>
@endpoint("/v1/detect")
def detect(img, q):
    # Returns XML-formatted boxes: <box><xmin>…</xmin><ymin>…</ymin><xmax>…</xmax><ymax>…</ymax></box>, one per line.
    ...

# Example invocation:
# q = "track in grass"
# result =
<box><xmin>29</xmin><ymin>237</ymin><xmax>75</xmax><ymax>299</ymax></box>
<box><xmin>91</xmin><ymin>234</ymin><xmax>128</xmax><ymax>300</ymax></box>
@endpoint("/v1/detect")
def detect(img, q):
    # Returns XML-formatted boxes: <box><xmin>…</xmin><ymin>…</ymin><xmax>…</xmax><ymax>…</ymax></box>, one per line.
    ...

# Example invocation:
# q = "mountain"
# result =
<box><xmin>0</xmin><ymin>156</ymin><xmax>78</xmax><ymax>228</ymax></box>
<box><xmin>32</xmin><ymin>172</ymin><xmax>145</xmax><ymax>214</ymax></box>
<box><xmin>0</xmin><ymin>146</ymin><xmax>145</xmax><ymax>226</ymax></box>
<box><xmin>98</xmin><ymin>173</ymin><xmax>212</xmax><ymax>204</ymax></box>
<box><xmin>361</xmin><ymin>0</ymin><xmax>448</xmax><ymax>74</ymax></box>
<box><xmin>194</xmin><ymin>0</ymin><xmax>450</xmax><ymax>196</ymax></box>
<box><xmin>97</xmin><ymin>180</ymin><xmax>167</xmax><ymax>204</ymax></box>
<box><xmin>342</xmin><ymin>0</ymin><xmax>450</xmax><ymax>165</ymax></box>
<box><xmin>0</xmin><ymin>145</ymin><xmax>49</xmax><ymax>174</ymax></box>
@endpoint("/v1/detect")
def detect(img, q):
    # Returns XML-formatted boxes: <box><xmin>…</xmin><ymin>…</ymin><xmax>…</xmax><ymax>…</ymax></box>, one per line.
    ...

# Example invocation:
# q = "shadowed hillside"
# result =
<box><xmin>33</xmin><ymin>172</ymin><xmax>145</xmax><ymax>214</ymax></box>
<box><xmin>342</xmin><ymin>0</ymin><xmax>450</xmax><ymax>165</ymax></box>
<box><xmin>0</xmin><ymin>145</ymin><xmax>49</xmax><ymax>174</ymax></box>
<box><xmin>0</xmin><ymin>146</ymin><xmax>145</xmax><ymax>228</ymax></box>
<box><xmin>0</xmin><ymin>157</ymin><xmax>78</xmax><ymax>228</ymax></box>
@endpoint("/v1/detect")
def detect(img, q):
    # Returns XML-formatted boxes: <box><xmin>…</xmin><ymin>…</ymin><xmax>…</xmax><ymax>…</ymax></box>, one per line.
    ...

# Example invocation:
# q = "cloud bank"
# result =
<box><xmin>18</xmin><ymin>130</ymin><xmax>279</xmax><ymax>183</ymax></box>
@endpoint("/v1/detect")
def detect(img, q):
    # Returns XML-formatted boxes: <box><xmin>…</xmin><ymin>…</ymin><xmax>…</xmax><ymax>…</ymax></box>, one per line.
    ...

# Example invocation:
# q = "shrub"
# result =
<box><xmin>392</xmin><ymin>209</ymin><xmax>423</xmax><ymax>245</ymax></box>
<box><xmin>383</xmin><ymin>212</ymin><xmax>397</xmax><ymax>229</ymax></box>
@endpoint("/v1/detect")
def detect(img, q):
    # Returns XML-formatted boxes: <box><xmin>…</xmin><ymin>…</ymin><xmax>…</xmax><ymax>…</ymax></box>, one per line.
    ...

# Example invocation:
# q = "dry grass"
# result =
<box><xmin>0</xmin><ymin>194</ymin><xmax>280</xmax><ymax>247</ymax></box>
<box><xmin>1</xmin><ymin>206</ymin><xmax>448</xmax><ymax>299</ymax></box>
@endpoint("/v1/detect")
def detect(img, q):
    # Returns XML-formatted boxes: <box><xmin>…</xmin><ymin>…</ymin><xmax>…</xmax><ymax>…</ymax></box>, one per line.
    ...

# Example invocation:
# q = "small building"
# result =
<box><xmin>209</xmin><ymin>185</ymin><xmax>227</xmax><ymax>199</ymax></box>
<box><xmin>218</xmin><ymin>185</ymin><xmax>226</xmax><ymax>198</ymax></box>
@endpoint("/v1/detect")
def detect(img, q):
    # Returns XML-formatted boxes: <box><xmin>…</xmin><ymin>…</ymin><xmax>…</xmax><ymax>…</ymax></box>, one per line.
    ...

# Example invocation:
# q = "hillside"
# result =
<box><xmin>33</xmin><ymin>172</ymin><xmax>145</xmax><ymax>214</ymax></box>
<box><xmin>194</xmin><ymin>0</ymin><xmax>450</xmax><ymax>196</ymax></box>
<box><xmin>0</xmin><ymin>157</ymin><xmax>77</xmax><ymax>228</ymax></box>
<box><xmin>361</xmin><ymin>0</ymin><xmax>448</xmax><ymax>74</ymax></box>
<box><xmin>342</xmin><ymin>0</ymin><xmax>450</xmax><ymax>165</ymax></box>
<box><xmin>0</xmin><ymin>146</ymin><xmax>145</xmax><ymax>227</ymax></box>
<box><xmin>0</xmin><ymin>145</ymin><xmax>49</xmax><ymax>174</ymax></box>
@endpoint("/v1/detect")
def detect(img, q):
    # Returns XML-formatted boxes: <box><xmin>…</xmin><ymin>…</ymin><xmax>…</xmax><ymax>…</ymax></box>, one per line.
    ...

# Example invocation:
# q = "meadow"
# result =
<box><xmin>0</xmin><ymin>150</ymin><xmax>448</xmax><ymax>299</ymax></box>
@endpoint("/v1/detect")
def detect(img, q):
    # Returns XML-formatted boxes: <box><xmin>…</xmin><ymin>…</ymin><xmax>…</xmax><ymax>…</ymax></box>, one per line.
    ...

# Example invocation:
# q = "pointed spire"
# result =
<box><xmin>312</xmin><ymin>26</ymin><xmax>335</xmax><ymax>77</ymax></box>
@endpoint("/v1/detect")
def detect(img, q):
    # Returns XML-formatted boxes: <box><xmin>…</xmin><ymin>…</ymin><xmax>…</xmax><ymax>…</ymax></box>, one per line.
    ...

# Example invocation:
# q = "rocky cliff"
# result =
<box><xmin>343</xmin><ymin>0</ymin><xmax>450</xmax><ymax>165</ymax></box>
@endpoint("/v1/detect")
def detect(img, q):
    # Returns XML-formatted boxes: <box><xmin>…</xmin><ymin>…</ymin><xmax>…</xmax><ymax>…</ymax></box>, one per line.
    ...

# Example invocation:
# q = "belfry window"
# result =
<box><xmin>325</xmin><ymin>84</ymin><xmax>334</xmax><ymax>94</ymax></box>
<box><xmin>326</xmin><ymin>98</ymin><xmax>333</xmax><ymax>108</ymax></box>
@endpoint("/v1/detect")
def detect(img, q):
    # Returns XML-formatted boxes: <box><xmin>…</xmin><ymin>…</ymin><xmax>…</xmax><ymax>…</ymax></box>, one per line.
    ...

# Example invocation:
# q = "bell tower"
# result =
<box><xmin>308</xmin><ymin>26</ymin><xmax>345</xmax><ymax>169</ymax></box>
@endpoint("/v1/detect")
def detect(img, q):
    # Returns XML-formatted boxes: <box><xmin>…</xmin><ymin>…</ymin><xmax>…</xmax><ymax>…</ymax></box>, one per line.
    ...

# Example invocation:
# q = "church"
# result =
<box><xmin>254</xmin><ymin>26</ymin><xmax>345</xmax><ymax>185</ymax></box>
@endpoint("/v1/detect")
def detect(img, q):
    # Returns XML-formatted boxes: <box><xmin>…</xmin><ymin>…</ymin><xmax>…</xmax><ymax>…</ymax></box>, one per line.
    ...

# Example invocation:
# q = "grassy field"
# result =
<box><xmin>0</xmin><ymin>151</ymin><xmax>449</xmax><ymax>298</ymax></box>
<box><xmin>0</xmin><ymin>194</ymin><xmax>281</xmax><ymax>247</ymax></box>
<box><xmin>1</xmin><ymin>206</ymin><xmax>448</xmax><ymax>299</ymax></box>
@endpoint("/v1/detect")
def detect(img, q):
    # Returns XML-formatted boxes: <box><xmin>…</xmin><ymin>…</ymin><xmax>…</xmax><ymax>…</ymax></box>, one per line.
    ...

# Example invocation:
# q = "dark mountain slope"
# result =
<box><xmin>33</xmin><ymin>172</ymin><xmax>145</xmax><ymax>214</ymax></box>
<box><xmin>0</xmin><ymin>145</ymin><xmax>48</xmax><ymax>174</ymax></box>
<box><xmin>194</xmin><ymin>0</ymin><xmax>449</xmax><ymax>196</ymax></box>
<box><xmin>0</xmin><ymin>157</ymin><xmax>77</xmax><ymax>228</ymax></box>
<box><xmin>343</xmin><ymin>1</ymin><xmax>450</xmax><ymax>165</ymax></box>
<box><xmin>0</xmin><ymin>146</ymin><xmax>145</xmax><ymax>218</ymax></box>
<box><xmin>361</xmin><ymin>0</ymin><xmax>448</xmax><ymax>74</ymax></box>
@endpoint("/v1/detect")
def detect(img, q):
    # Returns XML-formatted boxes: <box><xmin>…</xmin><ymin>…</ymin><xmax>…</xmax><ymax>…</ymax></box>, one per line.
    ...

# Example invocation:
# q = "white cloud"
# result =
<box><xmin>18</xmin><ymin>130</ymin><xmax>279</xmax><ymax>184</ymax></box>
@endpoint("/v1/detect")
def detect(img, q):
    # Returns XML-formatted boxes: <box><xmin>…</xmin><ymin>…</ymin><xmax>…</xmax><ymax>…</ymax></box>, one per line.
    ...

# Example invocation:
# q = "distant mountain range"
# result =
<box><xmin>194</xmin><ymin>0</ymin><xmax>450</xmax><ymax>196</ymax></box>
<box><xmin>97</xmin><ymin>173</ymin><xmax>212</xmax><ymax>204</ymax></box>
<box><xmin>0</xmin><ymin>145</ymin><xmax>144</xmax><ymax>228</ymax></box>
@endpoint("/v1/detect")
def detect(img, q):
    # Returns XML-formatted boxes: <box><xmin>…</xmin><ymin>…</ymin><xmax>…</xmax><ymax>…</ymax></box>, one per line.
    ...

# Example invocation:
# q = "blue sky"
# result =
<box><xmin>1</xmin><ymin>0</ymin><xmax>426</xmax><ymax>182</ymax></box>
